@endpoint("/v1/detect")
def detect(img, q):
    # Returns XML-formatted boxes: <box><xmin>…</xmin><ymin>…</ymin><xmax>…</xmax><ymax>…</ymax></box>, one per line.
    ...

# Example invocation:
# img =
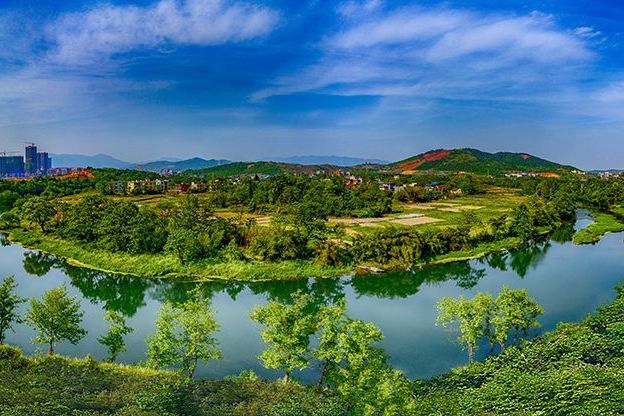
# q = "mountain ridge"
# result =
<box><xmin>391</xmin><ymin>148</ymin><xmax>577</xmax><ymax>174</ymax></box>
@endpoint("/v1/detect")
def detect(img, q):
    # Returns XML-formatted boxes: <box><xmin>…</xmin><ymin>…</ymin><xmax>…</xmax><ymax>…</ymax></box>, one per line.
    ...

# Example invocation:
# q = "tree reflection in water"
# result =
<box><xmin>22</xmin><ymin>251</ymin><xmax>61</xmax><ymax>277</ymax></box>
<box><xmin>16</xmin><ymin>222</ymin><xmax>573</xmax><ymax>322</ymax></box>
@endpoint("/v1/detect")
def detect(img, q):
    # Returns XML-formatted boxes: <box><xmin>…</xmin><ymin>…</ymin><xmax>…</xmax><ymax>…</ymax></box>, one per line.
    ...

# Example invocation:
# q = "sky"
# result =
<box><xmin>0</xmin><ymin>0</ymin><xmax>623</xmax><ymax>169</ymax></box>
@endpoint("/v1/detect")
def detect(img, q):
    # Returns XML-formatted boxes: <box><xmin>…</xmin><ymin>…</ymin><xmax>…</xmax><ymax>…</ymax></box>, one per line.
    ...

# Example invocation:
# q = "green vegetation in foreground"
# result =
<box><xmin>4</xmin><ymin>229</ymin><xmax>351</xmax><ymax>281</ymax></box>
<box><xmin>1</xmin><ymin>283</ymin><xmax>623</xmax><ymax>415</ymax></box>
<box><xmin>0</xmin><ymin>346</ymin><xmax>343</xmax><ymax>416</ymax></box>
<box><xmin>413</xmin><ymin>284</ymin><xmax>624</xmax><ymax>415</ymax></box>
<box><xmin>573</xmin><ymin>212</ymin><xmax>624</xmax><ymax>244</ymax></box>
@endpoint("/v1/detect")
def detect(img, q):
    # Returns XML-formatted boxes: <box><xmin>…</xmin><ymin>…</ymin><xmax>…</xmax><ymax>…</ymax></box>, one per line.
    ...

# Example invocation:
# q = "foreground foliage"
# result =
<box><xmin>0</xmin><ymin>346</ymin><xmax>344</xmax><ymax>416</ymax></box>
<box><xmin>415</xmin><ymin>284</ymin><xmax>624</xmax><ymax>415</ymax></box>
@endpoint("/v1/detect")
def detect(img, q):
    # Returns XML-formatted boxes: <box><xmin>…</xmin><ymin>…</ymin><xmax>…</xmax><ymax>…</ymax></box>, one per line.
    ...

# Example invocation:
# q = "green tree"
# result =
<box><xmin>313</xmin><ymin>298</ymin><xmax>349</xmax><ymax>387</ymax></box>
<box><xmin>98</xmin><ymin>311</ymin><xmax>133</xmax><ymax>362</ymax></box>
<box><xmin>147</xmin><ymin>289</ymin><xmax>221</xmax><ymax>377</ymax></box>
<box><xmin>0</xmin><ymin>276</ymin><xmax>24</xmax><ymax>344</ymax></box>
<box><xmin>21</xmin><ymin>197</ymin><xmax>56</xmax><ymax>233</ymax></box>
<box><xmin>251</xmin><ymin>291</ymin><xmax>317</xmax><ymax>382</ymax></box>
<box><xmin>26</xmin><ymin>285</ymin><xmax>86</xmax><ymax>355</ymax></box>
<box><xmin>437</xmin><ymin>292</ymin><xmax>494</xmax><ymax>362</ymax></box>
<box><xmin>493</xmin><ymin>286</ymin><xmax>544</xmax><ymax>351</ymax></box>
<box><xmin>510</xmin><ymin>203</ymin><xmax>536</xmax><ymax>242</ymax></box>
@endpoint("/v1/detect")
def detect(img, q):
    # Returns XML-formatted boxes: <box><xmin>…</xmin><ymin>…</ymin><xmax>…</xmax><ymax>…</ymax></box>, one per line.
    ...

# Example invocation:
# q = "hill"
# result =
<box><xmin>140</xmin><ymin>157</ymin><xmax>230</xmax><ymax>172</ymax></box>
<box><xmin>191</xmin><ymin>161</ymin><xmax>345</xmax><ymax>177</ymax></box>
<box><xmin>391</xmin><ymin>148</ymin><xmax>576</xmax><ymax>174</ymax></box>
<box><xmin>263</xmin><ymin>155</ymin><xmax>388</xmax><ymax>166</ymax></box>
<box><xmin>51</xmin><ymin>153</ymin><xmax>132</xmax><ymax>169</ymax></box>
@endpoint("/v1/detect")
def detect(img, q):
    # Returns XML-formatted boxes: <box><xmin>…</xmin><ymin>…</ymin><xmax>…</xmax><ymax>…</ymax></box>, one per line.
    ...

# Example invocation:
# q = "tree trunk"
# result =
<box><xmin>499</xmin><ymin>342</ymin><xmax>506</xmax><ymax>353</ymax></box>
<box><xmin>283</xmin><ymin>371</ymin><xmax>290</xmax><ymax>383</ymax></box>
<box><xmin>489</xmin><ymin>341</ymin><xmax>495</xmax><ymax>355</ymax></box>
<box><xmin>317</xmin><ymin>364</ymin><xmax>328</xmax><ymax>389</ymax></box>
<box><xmin>468</xmin><ymin>343</ymin><xmax>475</xmax><ymax>363</ymax></box>
<box><xmin>48</xmin><ymin>343</ymin><xmax>54</xmax><ymax>355</ymax></box>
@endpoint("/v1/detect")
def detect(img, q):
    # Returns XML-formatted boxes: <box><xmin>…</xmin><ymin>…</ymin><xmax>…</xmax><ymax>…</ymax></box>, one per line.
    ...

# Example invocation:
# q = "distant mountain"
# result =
<box><xmin>263</xmin><ymin>155</ymin><xmax>388</xmax><ymax>166</ymax></box>
<box><xmin>192</xmin><ymin>161</ymin><xmax>345</xmax><ymax>177</ymax></box>
<box><xmin>51</xmin><ymin>154</ymin><xmax>230</xmax><ymax>171</ymax></box>
<box><xmin>51</xmin><ymin>154</ymin><xmax>131</xmax><ymax>169</ymax></box>
<box><xmin>391</xmin><ymin>148</ymin><xmax>577</xmax><ymax>174</ymax></box>
<box><xmin>140</xmin><ymin>157</ymin><xmax>230</xmax><ymax>172</ymax></box>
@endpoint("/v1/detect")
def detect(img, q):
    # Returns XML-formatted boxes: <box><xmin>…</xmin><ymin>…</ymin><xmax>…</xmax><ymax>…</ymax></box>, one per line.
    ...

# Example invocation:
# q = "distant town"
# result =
<box><xmin>0</xmin><ymin>143</ymin><xmax>53</xmax><ymax>177</ymax></box>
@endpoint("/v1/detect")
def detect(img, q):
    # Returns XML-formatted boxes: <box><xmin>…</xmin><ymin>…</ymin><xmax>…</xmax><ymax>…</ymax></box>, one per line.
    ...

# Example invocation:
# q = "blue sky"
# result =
<box><xmin>0</xmin><ymin>0</ymin><xmax>623</xmax><ymax>169</ymax></box>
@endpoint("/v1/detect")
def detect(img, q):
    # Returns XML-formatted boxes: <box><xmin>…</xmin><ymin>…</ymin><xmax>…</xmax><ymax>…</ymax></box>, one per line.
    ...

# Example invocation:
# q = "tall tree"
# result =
<box><xmin>493</xmin><ymin>286</ymin><xmax>544</xmax><ymax>351</ymax></box>
<box><xmin>437</xmin><ymin>293</ymin><xmax>494</xmax><ymax>362</ymax></box>
<box><xmin>98</xmin><ymin>311</ymin><xmax>133</xmax><ymax>362</ymax></box>
<box><xmin>250</xmin><ymin>291</ymin><xmax>318</xmax><ymax>382</ymax></box>
<box><xmin>313</xmin><ymin>298</ymin><xmax>349</xmax><ymax>387</ymax></box>
<box><xmin>147</xmin><ymin>289</ymin><xmax>221</xmax><ymax>378</ymax></box>
<box><xmin>21</xmin><ymin>197</ymin><xmax>56</xmax><ymax>233</ymax></box>
<box><xmin>26</xmin><ymin>285</ymin><xmax>86</xmax><ymax>355</ymax></box>
<box><xmin>0</xmin><ymin>276</ymin><xmax>25</xmax><ymax>344</ymax></box>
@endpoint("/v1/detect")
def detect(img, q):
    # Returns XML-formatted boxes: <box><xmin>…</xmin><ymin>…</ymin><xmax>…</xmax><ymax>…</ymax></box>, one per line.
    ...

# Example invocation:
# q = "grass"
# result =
<box><xmin>573</xmin><ymin>212</ymin><xmax>624</xmax><ymax>244</ymax></box>
<box><xmin>0</xmin><ymin>345</ymin><xmax>342</xmax><ymax>416</ymax></box>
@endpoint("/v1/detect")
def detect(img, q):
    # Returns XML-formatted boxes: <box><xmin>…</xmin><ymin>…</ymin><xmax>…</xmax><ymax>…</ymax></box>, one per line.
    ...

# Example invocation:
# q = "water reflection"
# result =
<box><xmin>18</xmin><ymin>229</ymin><xmax>570</xmax><ymax>312</ymax></box>
<box><xmin>22</xmin><ymin>251</ymin><xmax>60</xmax><ymax>277</ymax></box>
<box><xmin>4</xmin><ymin>216</ymin><xmax>623</xmax><ymax>380</ymax></box>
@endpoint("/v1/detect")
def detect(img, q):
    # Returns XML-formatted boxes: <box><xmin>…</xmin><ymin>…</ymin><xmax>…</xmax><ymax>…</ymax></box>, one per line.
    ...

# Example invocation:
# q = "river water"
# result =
<box><xmin>1</xmin><ymin>212</ymin><xmax>623</xmax><ymax>381</ymax></box>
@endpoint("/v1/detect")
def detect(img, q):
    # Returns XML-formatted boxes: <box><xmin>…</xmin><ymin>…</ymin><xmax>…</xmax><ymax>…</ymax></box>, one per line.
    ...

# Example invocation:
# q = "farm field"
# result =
<box><xmin>59</xmin><ymin>188</ymin><xmax>526</xmax><ymax>234</ymax></box>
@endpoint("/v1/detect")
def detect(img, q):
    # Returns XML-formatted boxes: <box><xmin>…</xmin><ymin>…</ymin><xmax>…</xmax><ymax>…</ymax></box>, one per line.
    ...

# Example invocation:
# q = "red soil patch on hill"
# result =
<box><xmin>397</xmin><ymin>149</ymin><xmax>451</xmax><ymax>172</ymax></box>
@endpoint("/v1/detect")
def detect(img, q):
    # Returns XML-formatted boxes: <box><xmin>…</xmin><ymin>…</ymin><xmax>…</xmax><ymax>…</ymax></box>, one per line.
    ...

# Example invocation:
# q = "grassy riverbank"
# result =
<box><xmin>5</xmin><ymin>228</ymin><xmax>532</xmax><ymax>281</ymax></box>
<box><xmin>573</xmin><ymin>212</ymin><xmax>624</xmax><ymax>244</ymax></box>
<box><xmin>4</xmin><ymin>229</ymin><xmax>352</xmax><ymax>281</ymax></box>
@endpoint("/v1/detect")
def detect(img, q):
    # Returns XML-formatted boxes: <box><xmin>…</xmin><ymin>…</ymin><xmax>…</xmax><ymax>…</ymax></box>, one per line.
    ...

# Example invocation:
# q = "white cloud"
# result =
<box><xmin>255</xmin><ymin>7</ymin><xmax>594</xmax><ymax>101</ymax></box>
<box><xmin>47</xmin><ymin>0</ymin><xmax>279</xmax><ymax>64</ymax></box>
<box><xmin>595</xmin><ymin>82</ymin><xmax>624</xmax><ymax>103</ymax></box>
<box><xmin>574</xmin><ymin>26</ymin><xmax>601</xmax><ymax>39</ymax></box>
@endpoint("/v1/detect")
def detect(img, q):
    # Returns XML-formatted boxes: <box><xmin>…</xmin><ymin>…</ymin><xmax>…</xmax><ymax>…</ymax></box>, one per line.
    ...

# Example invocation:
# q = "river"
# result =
<box><xmin>1</xmin><ymin>211</ymin><xmax>623</xmax><ymax>381</ymax></box>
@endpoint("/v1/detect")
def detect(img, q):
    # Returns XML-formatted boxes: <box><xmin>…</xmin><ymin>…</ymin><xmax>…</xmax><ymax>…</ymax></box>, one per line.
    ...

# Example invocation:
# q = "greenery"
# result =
<box><xmin>0</xmin><ymin>346</ymin><xmax>345</xmax><ymax>416</ymax></box>
<box><xmin>413</xmin><ymin>284</ymin><xmax>624</xmax><ymax>415</ymax></box>
<box><xmin>25</xmin><ymin>285</ymin><xmax>87</xmax><ymax>355</ymax></box>
<box><xmin>0</xmin><ymin>276</ymin><xmax>24</xmax><ymax>344</ymax></box>
<box><xmin>251</xmin><ymin>292</ymin><xmax>317</xmax><ymax>382</ymax></box>
<box><xmin>573</xmin><ymin>212</ymin><xmax>624</xmax><ymax>244</ymax></box>
<box><xmin>147</xmin><ymin>289</ymin><xmax>221</xmax><ymax>378</ymax></box>
<box><xmin>0</xmin><ymin>269</ymin><xmax>623</xmax><ymax>415</ymax></box>
<box><xmin>392</xmin><ymin>148</ymin><xmax>577</xmax><ymax>174</ymax></box>
<box><xmin>2</xmin><ymin>169</ymin><xmax>623</xmax><ymax>282</ymax></box>
<box><xmin>98</xmin><ymin>311</ymin><xmax>134</xmax><ymax>362</ymax></box>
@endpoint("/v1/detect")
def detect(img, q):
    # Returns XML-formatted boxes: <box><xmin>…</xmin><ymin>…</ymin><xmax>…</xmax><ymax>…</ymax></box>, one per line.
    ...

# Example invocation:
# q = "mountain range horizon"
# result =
<box><xmin>49</xmin><ymin>148</ymin><xmax>614</xmax><ymax>173</ymax></box>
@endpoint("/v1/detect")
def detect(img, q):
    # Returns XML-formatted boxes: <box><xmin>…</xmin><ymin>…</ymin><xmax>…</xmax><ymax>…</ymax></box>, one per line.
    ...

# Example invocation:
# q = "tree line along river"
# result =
<box><xmin>1</xmin><ymin>211</ymin><xmax>623</xmax><ymax>381</ymax></box>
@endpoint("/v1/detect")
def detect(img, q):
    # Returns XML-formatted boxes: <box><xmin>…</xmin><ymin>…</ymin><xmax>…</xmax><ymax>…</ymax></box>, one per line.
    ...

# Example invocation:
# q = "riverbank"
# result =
<box><xmin>572</xmin><ymin>211</ymin><xmax>624</xmax><ymax>244</ymax></box>
<box><xmin>4</xmin><ymin>227</ymin><xmax>537</xmax><ymax>281</ymax></box>
<box><xmin>3</xmin><ymin>228</ymin><xmax>352</xmax><ymax>281</ymax></box>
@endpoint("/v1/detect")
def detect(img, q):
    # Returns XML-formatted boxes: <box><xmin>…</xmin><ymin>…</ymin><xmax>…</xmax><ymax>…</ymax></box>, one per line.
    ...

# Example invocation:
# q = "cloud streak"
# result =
<box><xmin>254</xmin><ymin>6</ymin><xmax>593</xmax><ymax>101</ymax></box>
<box><xmin>47</xmin><ymin>0</ymin><xmax>279</xmax><ymax>64</ymax></box>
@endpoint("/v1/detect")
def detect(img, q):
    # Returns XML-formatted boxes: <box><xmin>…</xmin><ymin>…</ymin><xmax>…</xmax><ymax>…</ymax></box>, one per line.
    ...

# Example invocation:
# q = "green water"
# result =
<box><xmin>2</xmin><ymin>213</ymin><xmax>623</xmax><ymax>381</ymax></box>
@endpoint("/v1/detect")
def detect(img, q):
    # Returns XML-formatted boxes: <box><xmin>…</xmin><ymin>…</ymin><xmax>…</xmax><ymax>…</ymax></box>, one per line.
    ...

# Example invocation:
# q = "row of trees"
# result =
<box><xmin>437</xmin><ymin>287</ymin><xmax>543</xmax><ymax>362</ymax></box>
<box><xmin>0</xmin><ymin>275</ymin><xmax>218</xmax><ymax>373</ymax></box>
